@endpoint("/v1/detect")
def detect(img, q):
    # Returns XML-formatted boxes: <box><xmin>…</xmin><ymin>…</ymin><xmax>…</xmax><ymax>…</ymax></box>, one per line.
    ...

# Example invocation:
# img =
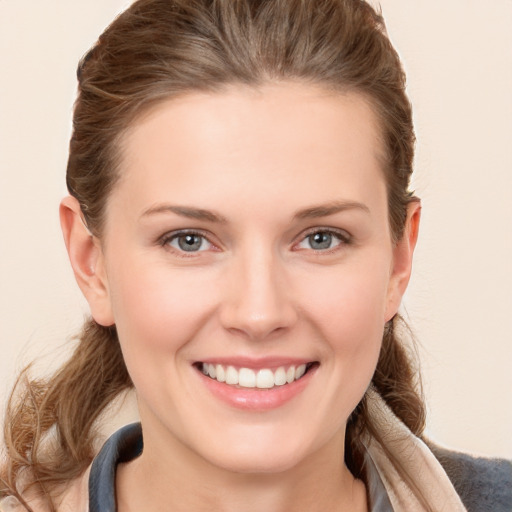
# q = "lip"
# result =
<box><xmin>194</xmin><ymin>359</ymin><xmax>319</xmax><ymax>411</ymax></box>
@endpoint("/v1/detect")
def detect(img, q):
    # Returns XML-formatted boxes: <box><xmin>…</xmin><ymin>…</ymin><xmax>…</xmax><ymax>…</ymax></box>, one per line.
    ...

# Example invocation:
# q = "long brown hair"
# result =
<box><xmin>1</xmin><ymin>1</ymin><xmax>425</xmax><ymax>509</ymax></box>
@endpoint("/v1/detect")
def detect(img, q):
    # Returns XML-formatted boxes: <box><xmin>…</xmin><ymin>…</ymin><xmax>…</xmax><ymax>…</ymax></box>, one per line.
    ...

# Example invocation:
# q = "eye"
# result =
<box><xmin>161</xmin><ymin>231</ymin><xmax>213</xmax><ymax>253</ymax></box>
<box><xmin>296</xmin><ymin>229</ymin><xmax>350</xmax><ymax>251</ymax></box>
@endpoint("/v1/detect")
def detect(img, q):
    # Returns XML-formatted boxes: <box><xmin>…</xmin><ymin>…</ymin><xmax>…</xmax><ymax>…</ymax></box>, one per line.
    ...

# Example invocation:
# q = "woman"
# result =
<box><xmin>1</xmin><ymin>1</ymin><xmax>510</xmax><ymax>511</ymax></box>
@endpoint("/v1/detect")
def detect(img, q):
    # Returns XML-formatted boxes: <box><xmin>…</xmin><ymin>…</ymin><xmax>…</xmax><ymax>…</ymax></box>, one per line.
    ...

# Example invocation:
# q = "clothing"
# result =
<box><xmin>2</xmin><ymin>390</ymin><xmax>511</xmax><ymax>511</ymax></box>
<box><xmin>83</xmin><ymin>421</ymin><xmax>389</xmax><ymax>512</ymax></box>
<box><xmin>363</xmin><ymin>389</ymin><xmax>512</xmax><ymax>511</ymax></box>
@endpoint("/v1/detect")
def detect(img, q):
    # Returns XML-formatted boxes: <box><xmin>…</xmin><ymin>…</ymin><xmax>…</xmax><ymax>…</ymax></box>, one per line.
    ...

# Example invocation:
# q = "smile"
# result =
<box><xmin>198</xmin><ymin>362</ymin><xmax>317</xmax><ymax>389</ymax></box>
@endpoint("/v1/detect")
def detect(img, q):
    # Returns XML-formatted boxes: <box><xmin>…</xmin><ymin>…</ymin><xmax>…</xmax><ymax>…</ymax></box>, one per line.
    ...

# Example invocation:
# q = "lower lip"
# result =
<box><xmin>197</xmin><ymin>366</ymin><xmax>317</xmax><ymax>411</ymax></box>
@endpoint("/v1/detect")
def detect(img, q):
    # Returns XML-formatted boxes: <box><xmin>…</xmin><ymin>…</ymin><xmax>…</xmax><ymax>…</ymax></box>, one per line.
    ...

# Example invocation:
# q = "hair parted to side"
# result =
<box><xmin>1</xmin><ymin>0</ymin><xmax>425</xmax><ymax>510</ymax></box>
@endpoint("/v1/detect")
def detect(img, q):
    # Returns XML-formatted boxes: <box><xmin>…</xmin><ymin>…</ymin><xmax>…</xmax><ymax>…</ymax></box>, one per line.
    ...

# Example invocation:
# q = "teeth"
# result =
<box><xmin>295</xmin><ymin>364</ymin><xmax>306</xmax><ymax>380</ymax></box>
<box><xmin>201</xmin><ymin>363</ymin><xmax>312</xmax><ymax>389</ymax></box>
<box><xmin>215</xmin><ymin>364</ymin><xmax>225</xmax><ymax>383</ymax></box>
<box><xmin>256</xmin><ymin>369</ymin><xmax>274</xmax><ymax>389</ymax></box>
<box><xmin>274</xmin><ymin>367</ymin><xmax>287</xmax><ymax>386</ymax></box>
<box><xmin>239</xmin><ymin>368</ymin><xmax>256</xmax><ymax>388</ymax></box>
<box><xmin>225</xmin><ymin>366</ymin><xmax>239</xmax><ymax>385</ymax></box>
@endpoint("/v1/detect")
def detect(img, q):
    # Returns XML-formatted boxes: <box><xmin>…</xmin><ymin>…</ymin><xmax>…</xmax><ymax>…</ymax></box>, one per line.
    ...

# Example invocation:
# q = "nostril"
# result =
<box><xmin>218</xmin><ymin>273</ymin><xmax>298</xmax><ymax>340</ymax></box>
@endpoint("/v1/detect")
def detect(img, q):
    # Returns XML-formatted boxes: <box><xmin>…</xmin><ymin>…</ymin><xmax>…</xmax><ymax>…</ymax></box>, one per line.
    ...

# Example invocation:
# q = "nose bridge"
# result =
<box><xmin>220</xmin><ymin>239</ymin><xmax>296</xmax><ymax>339</ymax></box>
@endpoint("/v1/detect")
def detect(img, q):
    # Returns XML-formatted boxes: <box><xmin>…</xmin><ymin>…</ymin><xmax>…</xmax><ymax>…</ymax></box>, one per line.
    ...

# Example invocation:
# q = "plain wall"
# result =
<box><xmin>1</xmin><ymin>1</ymin><xmax>511</xmax><ymax>457</ymax></box>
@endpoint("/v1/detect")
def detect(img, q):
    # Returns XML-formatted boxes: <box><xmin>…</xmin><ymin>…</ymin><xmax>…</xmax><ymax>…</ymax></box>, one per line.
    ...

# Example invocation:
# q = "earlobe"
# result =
<box><xmin>385</xmin><ymin>200</ymin><xmax>421</xmax><ymax>321</ymax></box>
<box><xmin>59</xmin><ymin>196</ymin><xmax>115</xmax><ymax>326</ymax></box>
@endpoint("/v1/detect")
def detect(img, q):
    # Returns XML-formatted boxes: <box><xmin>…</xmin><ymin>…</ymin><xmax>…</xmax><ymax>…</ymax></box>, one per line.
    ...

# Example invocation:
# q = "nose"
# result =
<box><xmin>219</xmin><ymin>246</ymin><xmax>298</xmax><ymax>341</ymax></box>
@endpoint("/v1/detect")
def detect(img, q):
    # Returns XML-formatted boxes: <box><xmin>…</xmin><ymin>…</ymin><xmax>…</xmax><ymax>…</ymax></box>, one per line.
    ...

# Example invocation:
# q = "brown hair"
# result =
<box><xmin>1</xmin><ymin>0</ymin><xmax>425</xmax><ymax>509</ymax></box>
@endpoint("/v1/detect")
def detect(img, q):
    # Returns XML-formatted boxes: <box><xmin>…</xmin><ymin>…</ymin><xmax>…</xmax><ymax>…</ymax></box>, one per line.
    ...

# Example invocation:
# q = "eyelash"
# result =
<box><xmin>158</xmin><ymin>227</ymin><xmax>352</xmax><ymax>257</ymax></box>
<box><xmin>158</xmin><ymin>229</ymin><xmax>216</xmax><ymax>258</ymax></box>
<box><xmin>297</xmin><ymin>227</ymin><xmax>352</xmax><ymax>250</ymax></box>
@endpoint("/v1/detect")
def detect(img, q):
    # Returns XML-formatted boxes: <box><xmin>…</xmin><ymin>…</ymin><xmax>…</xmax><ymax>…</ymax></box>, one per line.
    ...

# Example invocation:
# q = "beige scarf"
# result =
<box><xmin>364</xmin><ymin>388</ymin><xmax>467</xmax><ymax>511</ymax></box>
<box><xmin>0</xmin><ymin>390</ymin><xmax>467</xmax><ymax>512</ymax></box>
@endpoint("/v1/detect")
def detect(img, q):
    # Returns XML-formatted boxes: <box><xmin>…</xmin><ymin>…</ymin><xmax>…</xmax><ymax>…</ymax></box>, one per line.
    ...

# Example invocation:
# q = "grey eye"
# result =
<box><xmin>308</xmin><ymin>232</ymin><xmax>334</xmax><ymax>250</ymax></box>
<box><xmin>170</xmin><ymin>233</ymin><xmax>209</xmax><ymax>252</ymax></box>
<box><xmin>297</xmin><ymin>230</ymin><xmax>346</xmax><ymax>251</ymax></box>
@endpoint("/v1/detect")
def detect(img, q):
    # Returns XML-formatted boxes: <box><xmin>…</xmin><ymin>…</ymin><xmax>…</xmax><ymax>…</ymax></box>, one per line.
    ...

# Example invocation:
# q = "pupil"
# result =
<box><xmin>310</xmin><ymin>232</ymin><xmax>332</xmax><ymax>250</ymax></box>
<box><xmin>178</xmin><ymin>234</ymin><xmax>202</xmax><ymax>251</ymax></box>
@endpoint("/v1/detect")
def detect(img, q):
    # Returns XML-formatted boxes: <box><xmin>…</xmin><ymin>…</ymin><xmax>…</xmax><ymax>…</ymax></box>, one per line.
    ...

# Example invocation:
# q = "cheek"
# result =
<box><xmin>296</xmin><ymin>257</ymin><xmax>390</xmax><ymax>388</ymax></box>
<box><xmin>107</xmin><ymin>260</ymin><xmax>219</xmax><ymax>359</ymax></box>
<box><xmin>298</xmin><ymin>258</ymin><xmax>390</xmax><ymax>342</ymax></box>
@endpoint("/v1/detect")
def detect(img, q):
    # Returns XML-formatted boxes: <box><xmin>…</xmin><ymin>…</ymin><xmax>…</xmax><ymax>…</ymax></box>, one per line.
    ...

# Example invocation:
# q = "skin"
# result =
<box><xmin>61</xmin><ymin>83</ymin><xmax>420</xmax><ymax>512</ymax></box>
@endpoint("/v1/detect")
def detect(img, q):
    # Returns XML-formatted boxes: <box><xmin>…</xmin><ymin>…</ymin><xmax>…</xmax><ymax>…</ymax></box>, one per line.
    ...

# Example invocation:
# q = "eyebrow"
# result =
<box><xmin>141</xmin><ymin>199</ymin><xmax>370</xmax><ymax>223</ymax></box>
<box><xmin>293</xmin><ymin>200</ymin><xmax>370</xmax><ymax>220</ymax></box>
<box><xmin>141</xmin><ymin>204</ymin><xmax>228</xmax><ymax>223</ymax></box>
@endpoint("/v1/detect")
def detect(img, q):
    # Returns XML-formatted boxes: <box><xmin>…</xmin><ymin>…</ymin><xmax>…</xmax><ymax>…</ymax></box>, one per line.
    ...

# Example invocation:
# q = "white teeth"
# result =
<box><xmin>274</xmin><ymin>367</ymin><xmax>287</xmax><ymax>386</ymax></box>
<box><xmin>239</xmin><ymin>368</ymin><xmax>256</xmax><ymax>388</ymax></box>
<box><xmin>256</xmin><ymin>369</ymin><xmax>274</xmax><ymax>389</ymax></box>
<box><xmin>201</xmin><ymin>362</ymin><xmax>312</xmax><ymax>388</ymax></box>
<box><xmin>215</xmin><ymin>364</ymin><xmax>225</xmax><ymax>383</ymax></box>
<box><xmin>295</xmin><ymin>364</ymin><xmax>306</xmax><ymax>380</ymax></box>
<box><xmin>225</xmin><ymin>365</ymin><xmax>239</xmax><ymax>385</ymax></box>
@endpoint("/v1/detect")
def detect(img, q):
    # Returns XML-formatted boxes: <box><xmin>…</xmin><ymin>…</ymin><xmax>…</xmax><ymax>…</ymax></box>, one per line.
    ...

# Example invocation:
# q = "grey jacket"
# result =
<box><xmin>430</xmin><ymin>443</ymin><xmax>512</xmax><ymax>512</ymax></box>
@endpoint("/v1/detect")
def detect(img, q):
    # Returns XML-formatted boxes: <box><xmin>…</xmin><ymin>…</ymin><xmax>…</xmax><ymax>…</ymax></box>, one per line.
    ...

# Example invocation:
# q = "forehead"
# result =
<box><xmin>113</xmin><ymin>83</ymin><xmax>387</xmax><ymax>216</ymax></box>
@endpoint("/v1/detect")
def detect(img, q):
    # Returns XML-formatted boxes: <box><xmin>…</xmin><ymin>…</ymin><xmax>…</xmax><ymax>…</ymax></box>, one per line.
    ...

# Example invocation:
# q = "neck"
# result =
<box><xmin>116</xmin><ymin>422</ymin><xmax>367</xmax><ymax>512</ymax></box>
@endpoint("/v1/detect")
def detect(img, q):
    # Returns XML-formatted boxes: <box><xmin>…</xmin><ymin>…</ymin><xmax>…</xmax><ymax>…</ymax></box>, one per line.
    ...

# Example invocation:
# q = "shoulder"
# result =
<box><xmin>429</xmin><ymin>442</ymin><xmax>512</xmax><ymax>512</ymax></box>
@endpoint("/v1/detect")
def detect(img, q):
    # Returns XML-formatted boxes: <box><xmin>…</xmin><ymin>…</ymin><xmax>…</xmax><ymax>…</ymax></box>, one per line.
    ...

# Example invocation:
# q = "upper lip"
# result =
<box><xmin>194</xmin><ymin>356</ymin><xmax>317</xmax><ymax>370</ymax></box>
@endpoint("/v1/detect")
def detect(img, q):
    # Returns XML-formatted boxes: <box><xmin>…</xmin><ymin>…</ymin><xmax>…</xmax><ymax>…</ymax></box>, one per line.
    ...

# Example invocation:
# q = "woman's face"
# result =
<box><xmin>86</xmin><ymin>83</ymin><xmax>416</xmax><ymax>473</ymax></box>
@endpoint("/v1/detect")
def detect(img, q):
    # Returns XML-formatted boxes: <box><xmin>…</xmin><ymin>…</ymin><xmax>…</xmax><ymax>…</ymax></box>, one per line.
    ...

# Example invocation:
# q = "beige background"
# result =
<box><xmin>1</xmin><ymin>1</ymin><xmax>511</xmax><ymax>458</ymax></box>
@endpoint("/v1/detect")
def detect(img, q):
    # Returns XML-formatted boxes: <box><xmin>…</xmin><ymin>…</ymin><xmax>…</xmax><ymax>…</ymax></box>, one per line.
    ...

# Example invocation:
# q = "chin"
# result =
<box><xmin>207</xmin><ymin>450</ymin><xmax>305</xmax><ymax>475</ymax></box>
<box><xmin>193</xmin><ymin>429</ymin><xmax>326</xmax><ymax>475</ymax></box>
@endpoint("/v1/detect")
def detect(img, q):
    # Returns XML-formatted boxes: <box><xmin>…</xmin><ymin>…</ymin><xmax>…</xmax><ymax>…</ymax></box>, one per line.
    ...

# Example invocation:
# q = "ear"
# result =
<box><xmin>385</xmin><ymin>200</ymin><xmax>421</xmax><ymax>321</ymax></box>
<box><xmin>60</xmin><ymin>196</ymin><xmax>115</xmax><ymax>326</ymax></box>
